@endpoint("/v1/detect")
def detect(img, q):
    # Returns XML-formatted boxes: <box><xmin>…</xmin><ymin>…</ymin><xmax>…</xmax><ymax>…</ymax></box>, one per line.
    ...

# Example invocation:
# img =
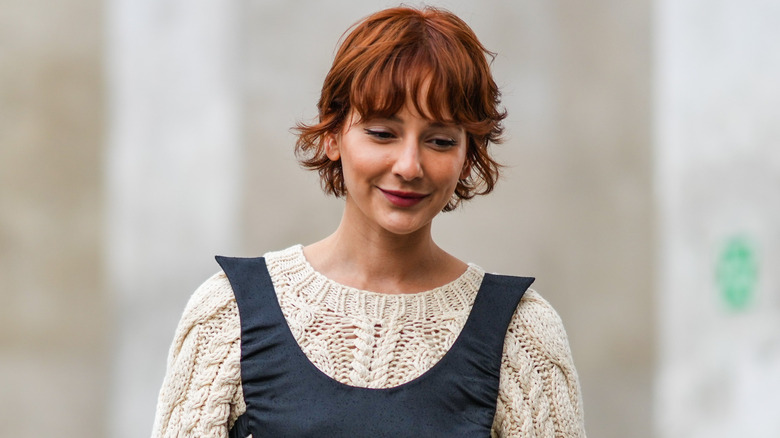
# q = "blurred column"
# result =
<box><xmin>105</xmin><ymin>0</ymin><xmax>242</xmax><ymax>436</ymax></box>
<box><xmin>656</xmin><ymin>1</ymin><xmax>780</xmax><ymax>436</ymax></box>
<box><xmin>0</xmin><ymin>0</ymin><xmax>105</xmax><ymax>436</ymax></box>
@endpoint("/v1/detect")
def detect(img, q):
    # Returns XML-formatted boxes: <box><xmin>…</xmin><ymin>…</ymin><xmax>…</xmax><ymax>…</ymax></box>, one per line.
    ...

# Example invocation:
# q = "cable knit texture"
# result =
<box><xmin>152</xmin><ymin>245</ymin><xmax>586</xmax><ymax>437</ymax></box>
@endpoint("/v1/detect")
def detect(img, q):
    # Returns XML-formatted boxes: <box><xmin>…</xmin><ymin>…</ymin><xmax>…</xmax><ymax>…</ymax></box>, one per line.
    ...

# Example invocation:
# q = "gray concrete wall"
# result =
<box><xmin>0</xmin><ymin>0</ymin><xmax>106</xmax><ymax>436</ymax></box>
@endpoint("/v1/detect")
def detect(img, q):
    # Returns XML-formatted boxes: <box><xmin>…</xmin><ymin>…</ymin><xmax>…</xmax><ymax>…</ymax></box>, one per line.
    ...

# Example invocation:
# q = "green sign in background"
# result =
<box><xmin>716</xmin><ymin>235</ymin><xmax>759</xmax><ymax>311</ymax></box>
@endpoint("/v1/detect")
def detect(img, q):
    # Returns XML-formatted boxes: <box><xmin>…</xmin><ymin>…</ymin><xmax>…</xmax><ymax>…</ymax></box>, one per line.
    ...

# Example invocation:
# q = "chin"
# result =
<box><xmin>378</xmin><ymin>218</ymin><xmax>430</xmax><ymax>236</ymax></box>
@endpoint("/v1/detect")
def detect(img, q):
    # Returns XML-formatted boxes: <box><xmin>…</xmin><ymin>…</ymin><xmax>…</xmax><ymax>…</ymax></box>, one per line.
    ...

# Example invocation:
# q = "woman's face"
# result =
<box><xmin>325</xmin><ymin>103</ymin><xmax>469</xmax><ymax>237</ymax></box>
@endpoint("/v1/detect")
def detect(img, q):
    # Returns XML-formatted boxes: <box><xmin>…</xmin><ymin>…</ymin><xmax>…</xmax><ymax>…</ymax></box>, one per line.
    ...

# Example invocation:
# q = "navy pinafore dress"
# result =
<box><xmin>216</xmin><ymin>256</ymin><xmax>534</xmax><ymax>438</ymax></box>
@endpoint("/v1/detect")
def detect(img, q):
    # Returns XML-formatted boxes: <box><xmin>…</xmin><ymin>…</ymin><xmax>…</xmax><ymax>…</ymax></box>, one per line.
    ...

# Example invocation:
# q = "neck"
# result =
<box><xmin>303</xmin><ymin>209</ymin><xmax>465</xmax><ymax>294</ymax></box>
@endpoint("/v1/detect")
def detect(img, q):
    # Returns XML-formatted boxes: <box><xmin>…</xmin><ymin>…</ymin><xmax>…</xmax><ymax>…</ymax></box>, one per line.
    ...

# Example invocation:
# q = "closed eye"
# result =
<box><xmin>364</xmin><ymin>129</ymin><xmax>395</xmax><ymax>140</ymax></box>
<box><xmin>431</xmin><ymin>138</ymin><xmax>458</xmax><ymax>148</ymax></box>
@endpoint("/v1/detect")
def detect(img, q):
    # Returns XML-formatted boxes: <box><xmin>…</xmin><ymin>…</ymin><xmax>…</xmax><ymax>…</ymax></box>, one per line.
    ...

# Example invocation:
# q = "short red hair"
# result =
<box><xmin>295</xmin><ymin>6</ymin><xmax>505</xmax><ymax>211</ymax></box>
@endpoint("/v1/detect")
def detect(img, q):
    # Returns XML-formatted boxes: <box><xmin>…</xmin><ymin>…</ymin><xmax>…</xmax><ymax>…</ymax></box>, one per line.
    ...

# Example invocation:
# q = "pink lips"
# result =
<box><xmin>379</xmin><ymin>188</ymin><xmax>428</xmax><ymax>207</ymax></box>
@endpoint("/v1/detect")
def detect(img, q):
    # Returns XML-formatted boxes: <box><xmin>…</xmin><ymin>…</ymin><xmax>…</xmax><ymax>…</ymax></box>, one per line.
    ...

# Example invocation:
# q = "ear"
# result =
<box><xmin>324</xmin><ymin>133</ymin><xmax>340</xmax><ymax>161</ymax></box>
<box><xmin>460</xmin><ymin>159</ymin><xmax>472</xmax><ymax>180</ymax></box>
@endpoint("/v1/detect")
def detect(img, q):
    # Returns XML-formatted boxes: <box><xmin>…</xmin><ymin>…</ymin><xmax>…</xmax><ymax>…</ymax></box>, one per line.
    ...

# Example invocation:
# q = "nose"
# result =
<box><xmin>392</xmin><ymin>139</ymin><xmax>423</xmax><ymax>181</ymax></box>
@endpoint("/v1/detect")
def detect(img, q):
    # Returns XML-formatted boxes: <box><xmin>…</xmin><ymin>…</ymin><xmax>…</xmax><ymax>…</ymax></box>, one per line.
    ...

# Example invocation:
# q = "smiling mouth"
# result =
<box><xmin>379</xmin><ymin>188</ymin><xmax>429</xmax><ymax>207</ymax></box>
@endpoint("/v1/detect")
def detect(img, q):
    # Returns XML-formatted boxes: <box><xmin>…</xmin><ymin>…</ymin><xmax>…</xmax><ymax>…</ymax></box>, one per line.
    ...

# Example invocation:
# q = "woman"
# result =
<box><xmin>153</xmin><ymin>6</ymin><xmax>585</xmax><ymax>437</ymax></box>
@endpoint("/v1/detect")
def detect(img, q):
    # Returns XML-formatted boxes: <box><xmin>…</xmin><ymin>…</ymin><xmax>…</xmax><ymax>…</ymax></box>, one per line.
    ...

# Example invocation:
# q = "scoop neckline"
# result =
<box><xmin>287</xmin><ymin>243</ymin><xmax>482</xmax><ymax>298</ymax></box>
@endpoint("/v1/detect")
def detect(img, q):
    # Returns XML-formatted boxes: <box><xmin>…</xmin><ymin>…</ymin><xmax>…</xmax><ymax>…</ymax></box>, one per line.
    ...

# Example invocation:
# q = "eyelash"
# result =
<box><xmin>364</xmin><ymin>129</ymin><xmax>395</xmax><ymax>140</ymax></box>
<box><xmin>431</xmin><ymin>138</ymin><xmax>457</xmax><ymax>148</ymax></box>
<box><xmin>364</xmin><ymin>129</ymin><xmax>457</xmax><ymax>148</ymax></box>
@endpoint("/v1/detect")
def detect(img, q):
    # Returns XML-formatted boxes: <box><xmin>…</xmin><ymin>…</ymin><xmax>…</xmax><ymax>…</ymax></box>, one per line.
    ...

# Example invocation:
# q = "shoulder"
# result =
<box><xmin>167</xmin><ymin>271</ymin><xmax>240</xmax><ymax>356</ymax></box>
<box><xmin>183</xmin><ymin>271</ymin><xmax>236</xmax><ymax>320</ymax></box>
<box><xmin>504</xmin><ymin>288</ymin><xmax>579</xmax><ymax>381</ymax></box>
<box><xmin>510</xmin><ymin>289</ymin><xmax>573</xmax><ymax>359</ymax></box>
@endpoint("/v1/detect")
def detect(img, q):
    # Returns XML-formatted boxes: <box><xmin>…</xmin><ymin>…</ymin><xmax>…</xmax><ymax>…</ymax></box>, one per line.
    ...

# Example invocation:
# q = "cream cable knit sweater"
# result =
<box><xmin>152</xmin><ymin>245</ymin><xmax>585</xmax><ymax>437</ymax></box>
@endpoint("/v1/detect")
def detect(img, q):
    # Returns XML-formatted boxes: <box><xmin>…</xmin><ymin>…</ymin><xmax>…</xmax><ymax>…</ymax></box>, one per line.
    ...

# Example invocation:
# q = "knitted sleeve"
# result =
<box><xmin>151</xmin><ymin>272</ymin><xmax>245</xmax><ymax>438</ymax></box>
<box><xmin>493</xmin><ymin>290</ymin><xmax>586</xmax><ymax>437</ymax></box>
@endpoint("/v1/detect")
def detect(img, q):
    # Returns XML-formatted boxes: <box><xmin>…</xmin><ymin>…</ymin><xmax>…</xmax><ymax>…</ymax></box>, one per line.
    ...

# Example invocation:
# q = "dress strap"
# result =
<box><xmin>458</xmin><ymin>273</ymin><xmax>535</xmax><ymax>373</ymax></box>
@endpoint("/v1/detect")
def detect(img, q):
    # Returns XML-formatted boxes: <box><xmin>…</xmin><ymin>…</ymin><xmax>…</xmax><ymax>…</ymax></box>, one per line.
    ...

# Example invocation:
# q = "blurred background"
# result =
<box><xmin>1</xmin><ymin>0</ymin><xmax>778</xmax><ymax>436</ymax></box>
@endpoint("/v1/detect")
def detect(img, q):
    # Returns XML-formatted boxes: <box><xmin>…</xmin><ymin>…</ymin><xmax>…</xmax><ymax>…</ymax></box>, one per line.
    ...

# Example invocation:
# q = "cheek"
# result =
<box><xmin>340</xmin><ymin>147</ymin><xmax>385</xmax><ymax>184</ymax></box>
<box><xmin>432</xmin><ymin>155</ymin><xmax>468</xmax><ymax>184</ymax></box>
